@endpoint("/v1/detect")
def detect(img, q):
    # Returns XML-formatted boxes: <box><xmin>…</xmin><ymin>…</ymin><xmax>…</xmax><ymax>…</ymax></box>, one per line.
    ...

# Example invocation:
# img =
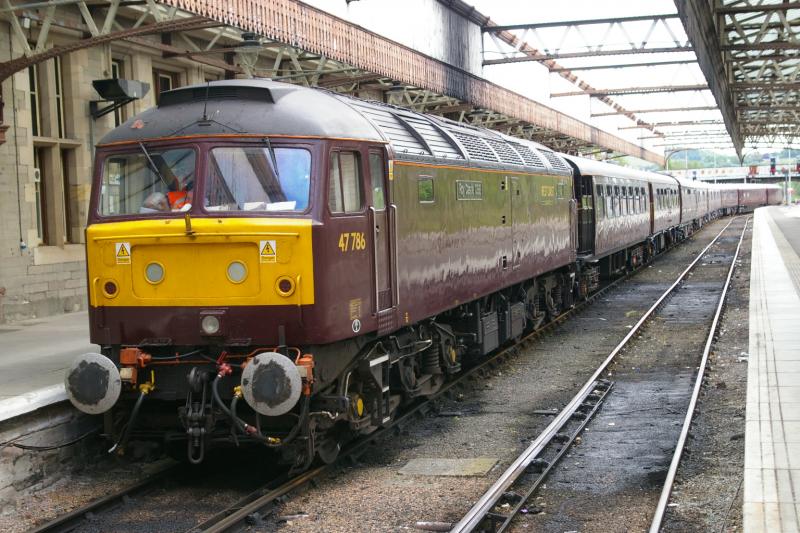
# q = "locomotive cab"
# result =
<box><xmin>67</xmin><ymin>80</ymin><xmax>397</xmax><ymax>464</ymax></box>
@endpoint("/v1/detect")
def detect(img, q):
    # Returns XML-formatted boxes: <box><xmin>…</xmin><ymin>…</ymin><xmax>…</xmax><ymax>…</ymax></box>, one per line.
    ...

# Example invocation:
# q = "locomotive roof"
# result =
<box><xmin>98</xmin><ymin>79</ymin><xmax>571</xmax><ymax>176</ymax></box>
<box><xmin>98</xmin><ymin>79</ymin><xmax>385</xmax><ymax>145</ymax></box>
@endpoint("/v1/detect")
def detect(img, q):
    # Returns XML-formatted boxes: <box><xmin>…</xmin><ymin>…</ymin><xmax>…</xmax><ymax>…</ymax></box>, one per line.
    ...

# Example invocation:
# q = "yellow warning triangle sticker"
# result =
<box><xmin>117</xmin><ymin>245</ymin><xmax>129</xmax><ymax>257</ymax></box>
<box><xmin>260</xmin><ymin>242</ymin><xmax>275</xmax><ymax>256</ymax></box>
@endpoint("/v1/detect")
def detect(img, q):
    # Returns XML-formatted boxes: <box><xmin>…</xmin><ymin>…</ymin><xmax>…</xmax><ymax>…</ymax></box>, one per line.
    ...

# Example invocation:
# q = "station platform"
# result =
<box><xmin>745</xmin><ymin>205</ymin><xmax>800</xmax><ymax>532</ymax></box>
<box><xmin>0</xmin><ymin>311</ymin><xmax>96</xmax><ymax>423</ymax></box>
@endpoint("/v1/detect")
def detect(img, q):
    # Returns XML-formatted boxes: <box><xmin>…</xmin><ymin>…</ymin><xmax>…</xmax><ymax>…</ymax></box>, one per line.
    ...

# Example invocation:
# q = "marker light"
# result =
<box><xmin>201</xmin><ymin>315</ymin><xmax>221</xmax><ymax>335</ymax></box>
<box><xmin>145</xmin><ymin>262</ymin><xmax>165</xmax><ymax>284</ymax></box>
<box><xmin>275</xmin><ymin>276</ymin><xmax>295</xmax><ymax>297</ymax></box>
<box><xmin>103</xmin><ymin>280</ymin><xmax>118</xmax><ymax>298</ymax></box>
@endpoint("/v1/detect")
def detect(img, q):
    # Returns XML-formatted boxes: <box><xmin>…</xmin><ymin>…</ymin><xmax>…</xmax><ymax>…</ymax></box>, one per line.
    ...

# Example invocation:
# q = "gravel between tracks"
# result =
<box><xmin>4</xmin><ymin>218</ymin><xmax>751</xmax><ymax>533</ymax></box>
<box><xmin>264</xmin><ymin>218</ymin><xmax>742</xmax><ymax>532</ymax></box>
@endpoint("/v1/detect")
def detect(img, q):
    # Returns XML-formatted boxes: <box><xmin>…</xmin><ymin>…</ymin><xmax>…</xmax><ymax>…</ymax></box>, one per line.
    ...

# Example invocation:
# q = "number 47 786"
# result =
<box><xmin>338</xmin><ymin>232</ymin><xmax>366</xmax><ymax>252</ymax></box>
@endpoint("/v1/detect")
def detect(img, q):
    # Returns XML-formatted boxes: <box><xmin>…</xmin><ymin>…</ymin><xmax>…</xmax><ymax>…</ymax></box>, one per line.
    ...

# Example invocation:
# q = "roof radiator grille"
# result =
<box><xmin>509</xmin><ymin>143</ymin><xmax>546</xmax><ymax>170</ymax></box>
<box><xmin>484</xmin><ymin>137</ymin><xmax>524</xmax><ymax>166</ymax></box>
<box><xmin>542</xmin><ymin>151</ymin><xmax>571</xmax><ymax>173</ymax></box>
<box><xmin>450</xmin><ymin>131</ymin><xmax>499</xmax><ymax>163</ymax></box>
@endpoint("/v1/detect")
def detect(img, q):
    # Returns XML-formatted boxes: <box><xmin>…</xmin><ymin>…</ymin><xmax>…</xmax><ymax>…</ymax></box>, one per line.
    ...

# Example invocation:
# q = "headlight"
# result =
<box><xmin>227</xmin><ymin>261</ymin><xmax>247</xmax><ymax>283</ymax></box>
<box><xmin>201</xmin><ymin>315</ymin><xmax>220</xmax><ymax>335</ymax></box>
<box><xmin>145</xmin><ymin>262</ymin><xmax>165</xmax><ymax>284</ymax></box>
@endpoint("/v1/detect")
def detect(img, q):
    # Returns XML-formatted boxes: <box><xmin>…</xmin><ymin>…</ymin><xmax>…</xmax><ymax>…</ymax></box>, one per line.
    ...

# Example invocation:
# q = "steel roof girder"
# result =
<box><xmin>677</xmin><ymin>0</ymin><xmax>744</xmax><ymax>156</ymax></box>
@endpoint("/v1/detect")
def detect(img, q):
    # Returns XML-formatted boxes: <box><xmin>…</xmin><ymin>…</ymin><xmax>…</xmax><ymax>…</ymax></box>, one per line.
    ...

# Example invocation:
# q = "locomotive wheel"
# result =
<box><xmin>315</xmin><ymin>424</ymin><xmax>350</xmax><ymax>464</ymax></box>
<box><xmin>315</xmin><ymin>436</ymin><xmax>341</xmax><ymax>464</ymax></box>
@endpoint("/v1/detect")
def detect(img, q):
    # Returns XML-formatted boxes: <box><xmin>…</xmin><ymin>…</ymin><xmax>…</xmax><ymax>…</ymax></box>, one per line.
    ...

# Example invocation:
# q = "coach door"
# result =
<box><xmin>577</xmin><ymin>175</ymin><xmax>595</xmax><ymax>255</ymax></box>
<box><xmin>366</xmin><ymin>150</ymin><xmax>394</xmax><ymax>319</ymax></box>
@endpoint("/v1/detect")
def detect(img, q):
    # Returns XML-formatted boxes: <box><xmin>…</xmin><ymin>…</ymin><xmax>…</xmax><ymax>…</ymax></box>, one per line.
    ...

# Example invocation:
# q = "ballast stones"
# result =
<box><xmin>240</xmin><ymin>352</ymin><xmax>302</xmax><ymax>416</ymax></box>
<box><xmin>65</xmin><ymin>352</ymin><xmax>122</xmax><ymax>414</ymax></box>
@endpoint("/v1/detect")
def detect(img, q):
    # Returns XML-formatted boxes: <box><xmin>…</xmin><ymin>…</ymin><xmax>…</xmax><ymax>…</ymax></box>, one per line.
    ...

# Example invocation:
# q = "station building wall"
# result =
<box><xmin>0</xmin><ymin>20</ymin><xmax>221</xmax><ymax>324</ymax></box>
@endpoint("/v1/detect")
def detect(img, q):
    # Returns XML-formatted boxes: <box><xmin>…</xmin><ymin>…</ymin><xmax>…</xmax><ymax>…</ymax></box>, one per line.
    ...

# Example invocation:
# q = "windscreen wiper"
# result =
<box><xmin>138</xmin><ymin>141</ymin><xmax>170</xmax><ymax>189</ymax></box>
<box><xmin>262</xmin><ymin>137</ymin><xmax>281</xmax><ymax>183</ymax></box>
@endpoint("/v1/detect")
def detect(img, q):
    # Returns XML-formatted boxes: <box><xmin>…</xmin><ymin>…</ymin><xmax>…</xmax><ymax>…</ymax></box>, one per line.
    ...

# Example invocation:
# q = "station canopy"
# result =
<box><xmin>470</xmin><ymin>0</ymin><xmax>800</xmax><ymax>159</ymax></box>
<box><xmin>0</xmin><ymin>0</ymin><xmax>664</xmax><ymax>164</ymax></box>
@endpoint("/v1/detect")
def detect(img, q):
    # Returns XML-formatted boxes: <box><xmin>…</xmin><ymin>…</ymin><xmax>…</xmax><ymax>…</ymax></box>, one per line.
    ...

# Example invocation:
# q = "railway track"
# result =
<box><xmin>28</xmin><ymin>219</ymin><xmax>732</xmax><ymax>533</ymax></box>
<box><xmin>450</xmin><ymin>216</ymin><xmax>748</xmax><ymax>533</ymax></box>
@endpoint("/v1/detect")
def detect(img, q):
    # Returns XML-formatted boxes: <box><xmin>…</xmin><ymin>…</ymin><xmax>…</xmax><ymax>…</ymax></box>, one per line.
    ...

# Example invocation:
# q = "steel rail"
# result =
<box><xmin>29</xmin><ymin>219</ymin><xmax>715</xmax><ymax>533</ymax></box>
<box><xmin>28</xmin><ymin>464</ymin><xmax>180</xmax><ymax>533</ymax></box>
<box><xmin>450</xmin><ymin>216</ymin><xmax>741</xmax><ymax>533</ymax></box>
<box><xmin>196</xmin><ymin>224</ymin><xmax>699</xmax><ymax>533</ymax></box>
<box><xmin>196</xmin><ymin>284</ymin><xmax>624</xmax><ymax>533</ymax></box>
<box><xmin>482</xmin><ymin>380</ymin><xmax>614</xmax><ymax>533</ymax></box>
<box><xmin>649</xmin><ymin>217</ymin><xmax>750</xmax><ymax>533</ymax></box>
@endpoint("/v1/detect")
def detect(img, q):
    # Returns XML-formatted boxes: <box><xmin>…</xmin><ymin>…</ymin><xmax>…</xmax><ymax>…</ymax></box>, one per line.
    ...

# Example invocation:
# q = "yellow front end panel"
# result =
<box><xmin>86</xmin><ymin>217</ymin><xmax>314</xmax><ymax>307</ymax></box>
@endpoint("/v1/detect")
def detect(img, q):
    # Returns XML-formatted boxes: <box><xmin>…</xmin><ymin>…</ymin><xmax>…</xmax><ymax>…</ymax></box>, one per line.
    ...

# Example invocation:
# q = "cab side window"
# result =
<box><xmin>328</xmin><ymin>151</ymin><xmax>363</xmax><ymax>214</ymax></box>
<box><xmin>368</xmin><ymin>152</ymin><xmax>386</xmax><ymax>210</ymax></box>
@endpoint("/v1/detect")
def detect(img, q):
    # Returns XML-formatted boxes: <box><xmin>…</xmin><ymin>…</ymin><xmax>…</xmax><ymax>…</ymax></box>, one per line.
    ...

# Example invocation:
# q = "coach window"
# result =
<box><xmin>596</xmin><ymin>184</ymin><xmax>605</xmax><ymax>218</ymax></box>
<box><xmin>620</xmin><ymin>186</ymin><xmax>626</xmax><ymax>215</ymax></box>
<box><xmin>640</xmin><ymin>187</ymin><xmax>646</xmax><ymax>212</ymax></box>
<box><xmin>613</xmin><ymin>186</ymin><xmax>620</xmax><ymax>216</ymax></box>
<box><xmin>606</xmin><ymin>185</ymin><xmax>613</xmax><ymax>217</ymax></box>
<box><xmin>328</xmin><ymin>151</ymin><xmax>363</xmax><ymax>214</ymax></box>
<box><xmin>628</xmin><ymin>186</ymin><xmax>634</xmax><ymax>214</ymax></box>
<box><xmin>625</xmin><ymin>186</ymin><xmax>631</xmax><ymax>215</ymax></box>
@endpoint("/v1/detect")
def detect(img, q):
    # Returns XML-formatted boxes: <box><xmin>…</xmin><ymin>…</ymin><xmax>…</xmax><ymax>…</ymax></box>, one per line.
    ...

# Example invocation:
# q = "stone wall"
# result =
<box><xmin>0</xmin><ymin>17</ymin><xmax>220</xmax><ymax>324</ymax></box>
<box><xmin>0</xmin><ymin>403</ymin><xmax>101</xmax><ymax>513</ymax></box>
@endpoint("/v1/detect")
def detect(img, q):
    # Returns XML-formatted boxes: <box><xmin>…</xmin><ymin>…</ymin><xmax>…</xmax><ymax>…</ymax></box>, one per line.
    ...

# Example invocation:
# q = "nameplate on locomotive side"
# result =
<box><xmin>456</xmin><ymin>180</ymin><xmax>483</xmax><ymax>200</ymax></box>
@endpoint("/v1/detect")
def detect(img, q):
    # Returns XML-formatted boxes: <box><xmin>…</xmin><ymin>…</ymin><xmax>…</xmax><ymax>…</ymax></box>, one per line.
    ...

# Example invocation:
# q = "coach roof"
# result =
<box><xmin>563</xmin><ymin>154</ymin><xmax>677</xmax><ymax>185</ymax></box>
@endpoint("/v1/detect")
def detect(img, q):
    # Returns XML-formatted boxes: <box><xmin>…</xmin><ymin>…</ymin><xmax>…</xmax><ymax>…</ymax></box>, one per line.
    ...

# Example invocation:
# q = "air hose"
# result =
<box><xmin>211</xmin><ymin>374</ymin><xmax>309</xmax><ymax>447</ymax></box>
<box><xmin>108</xmin><ymin>391</ymin><xmax>146</xmax><ymax>454</ymax></box>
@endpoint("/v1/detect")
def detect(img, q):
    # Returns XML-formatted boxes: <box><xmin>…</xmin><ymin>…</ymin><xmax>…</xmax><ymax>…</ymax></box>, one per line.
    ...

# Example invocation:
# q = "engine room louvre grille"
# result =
<box><xmin>449</xmin><ymin>131</ymin><xmax>499</xmax><ymax>163</ymax></box>
<box><xmin>484</xmin><ymin>138</ymin><xmax>524</xmax><ymax>166</ymax></box>
<box><xmin>352</xmin><ymin>102</ymin><xmax>429</xmax><ymax>155</ymax></box>
<box><xmin>509</xmin><ymin>143</ymin><xmax>546</xmax><ymax>170</ymax></box>
<box><xmin>542</xmin><ymin>151</ymin><xmax>571</xmax><ymax>173</ymax></box>
<box><xmin>402</xmin><ymin>116</ymin><xmax>464</xmax><ymax>160</ymax></box>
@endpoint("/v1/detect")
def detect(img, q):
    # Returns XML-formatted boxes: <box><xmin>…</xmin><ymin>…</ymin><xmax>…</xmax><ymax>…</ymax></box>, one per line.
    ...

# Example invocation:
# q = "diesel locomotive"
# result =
<box><xmin>65</xmin><ymin>79</ymin><xmax>782</xmax><ymax>466</ymax></box>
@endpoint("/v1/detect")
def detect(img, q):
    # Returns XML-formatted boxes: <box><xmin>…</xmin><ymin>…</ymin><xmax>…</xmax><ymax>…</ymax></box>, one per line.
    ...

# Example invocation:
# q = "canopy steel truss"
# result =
<box><xmin>481</xmin><ymin>13</ymin><xmax>691</xmax><ymax>65</ymax></box>
<box><xmin>0</xmin><ymin>0</ymin><xmax>664</xmax><ymax>163</ymax></box>
<box><xmin>677</xmin><ymin>0</ymin><xmax>800</xmax><ymax>153</ymax></box>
